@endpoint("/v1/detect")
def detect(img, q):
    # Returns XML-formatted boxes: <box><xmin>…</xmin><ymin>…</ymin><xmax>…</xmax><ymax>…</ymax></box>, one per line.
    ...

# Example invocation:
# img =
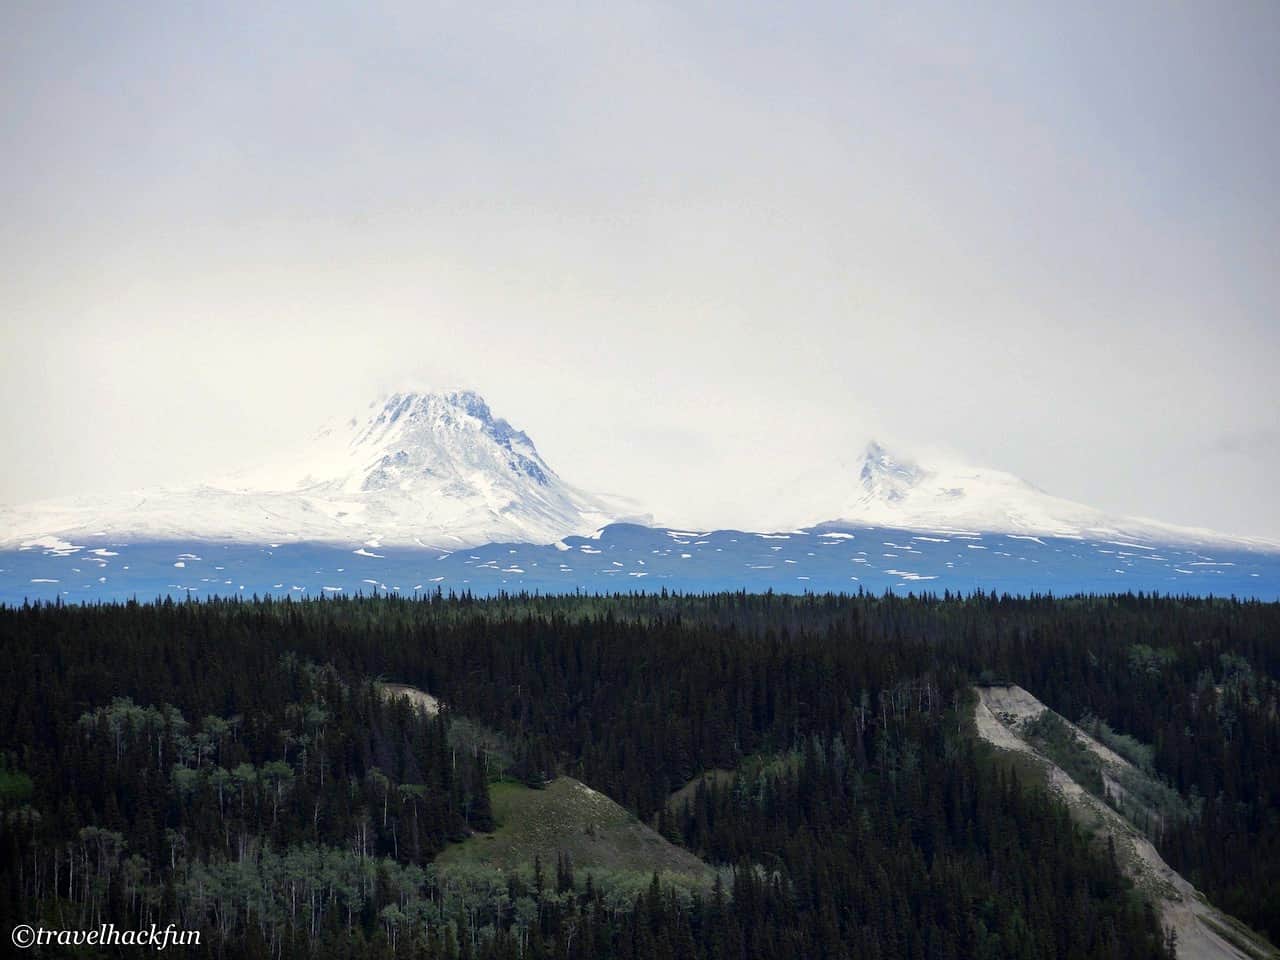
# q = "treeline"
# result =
<box><xmin>666</xmin><ymin>724</ymin><xmax>1171</xmax><ymax>960</ymax></box>
<box><xmin>1</xmin><ymin>590</ymin><xmax>1274</xmax><ymax>954</ymax></box>
<box><xmin>0</xmin><ymin>622</ymin><xmax>494</xmax><ymax>957</ymax></box>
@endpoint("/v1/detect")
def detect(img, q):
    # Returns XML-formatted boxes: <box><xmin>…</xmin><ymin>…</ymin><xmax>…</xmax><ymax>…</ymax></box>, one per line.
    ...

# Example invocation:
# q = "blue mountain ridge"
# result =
<box><xmin>3</xmin><ymin>521</ymin><xmax>1276</xmax><ymax>605</ymax></box>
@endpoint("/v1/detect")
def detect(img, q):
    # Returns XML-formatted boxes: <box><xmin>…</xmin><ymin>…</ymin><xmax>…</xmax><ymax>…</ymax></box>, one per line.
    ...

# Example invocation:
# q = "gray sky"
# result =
<box><xmin>2</xmin><ymin>1</ymin><xmax>1278</xmax><ymax>537</ymax></box>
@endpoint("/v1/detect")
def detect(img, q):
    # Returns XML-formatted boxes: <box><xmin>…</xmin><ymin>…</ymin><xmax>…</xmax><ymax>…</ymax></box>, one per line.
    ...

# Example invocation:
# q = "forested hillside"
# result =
<box><xmin>1</xmin><ymin>590</ymin><xmax>1275</xmax><ymax>957</ymax></box>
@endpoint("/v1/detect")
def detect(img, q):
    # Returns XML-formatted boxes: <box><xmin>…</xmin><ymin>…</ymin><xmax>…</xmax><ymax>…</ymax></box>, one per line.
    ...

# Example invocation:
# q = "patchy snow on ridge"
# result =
<box><xmin>2</xmin><ymin>397</ymin><xmax>1275</xmax><ymax>562</ymax></box>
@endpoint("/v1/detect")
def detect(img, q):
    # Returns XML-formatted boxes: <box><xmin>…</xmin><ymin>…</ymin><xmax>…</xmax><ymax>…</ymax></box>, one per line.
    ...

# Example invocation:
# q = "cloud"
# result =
<box><xmin>1209</xmin><ymin>429</ymin><xmax>1280</xmax><ymax>459</ymax></box>
<box><xmin>1</xmin><ymin>1</ymin><xmax>1278</xmax><ymax>539</ymax></box>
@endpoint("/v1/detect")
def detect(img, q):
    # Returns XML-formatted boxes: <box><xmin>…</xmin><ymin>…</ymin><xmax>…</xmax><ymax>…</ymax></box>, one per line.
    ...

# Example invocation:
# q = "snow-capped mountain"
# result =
<box><xmin>0</xmin><ymin>390</ymin><xmax>644</xmax><ymax>549</ymax></box>
<box><xmin>2</xmin><ymin>400</ymin><xmax>1278</xmax><ymax>603</ymax></box>
<box><xmin>823</xmin><ymin>441</ymin><xmax>1274</xmax><ymax>549</ymax></box>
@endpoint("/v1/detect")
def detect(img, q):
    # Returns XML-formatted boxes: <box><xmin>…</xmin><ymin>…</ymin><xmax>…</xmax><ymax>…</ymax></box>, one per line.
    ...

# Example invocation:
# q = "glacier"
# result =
<box><xmin>0</xmin><ymin>390</ymin><xmax>646</xmax><ymax>550</ymax></box>
<box><xmin>2</xmin><ymin>389</ymin><xmax>1277</xmax><ymax>604</ymax></box>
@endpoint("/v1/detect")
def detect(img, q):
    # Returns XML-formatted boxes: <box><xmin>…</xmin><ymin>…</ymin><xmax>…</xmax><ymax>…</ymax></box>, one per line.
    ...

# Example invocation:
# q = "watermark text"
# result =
<box><xmin>11</xmin><ymin>923</ymin><xmax>200</xmax><ymax>950</ymax></box>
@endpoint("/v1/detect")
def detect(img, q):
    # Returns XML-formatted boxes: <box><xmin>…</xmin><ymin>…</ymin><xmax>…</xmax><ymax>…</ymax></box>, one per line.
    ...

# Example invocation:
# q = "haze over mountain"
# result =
<box><xmin>1</xmin><ymin>389</ymin><xmax>1274</xmax><ymax>557</ymax></box>
<box><xmin>0</xmin><ymin>390</ymin><xmax>644</xmax><ymax>551</ymax></box>
<box><xmin>825</xmin><ymin>442</ymin><xmax>1275</xmax><ymax>550</ymax></box>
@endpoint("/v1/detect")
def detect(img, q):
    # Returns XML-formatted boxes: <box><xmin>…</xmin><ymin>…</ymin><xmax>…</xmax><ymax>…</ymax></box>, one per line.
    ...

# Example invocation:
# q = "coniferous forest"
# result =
<box><xmin>2</xmin><ymin>591</ymin><xmax>1278</xmax><ymax>958</ymax></box>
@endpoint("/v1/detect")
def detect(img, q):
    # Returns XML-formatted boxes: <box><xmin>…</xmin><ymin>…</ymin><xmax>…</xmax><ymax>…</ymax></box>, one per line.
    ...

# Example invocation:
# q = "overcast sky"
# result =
<box><xmin>2</xmin><ymin>1</ymin><xmax>1278</xmax><ymax>537</ymax></box>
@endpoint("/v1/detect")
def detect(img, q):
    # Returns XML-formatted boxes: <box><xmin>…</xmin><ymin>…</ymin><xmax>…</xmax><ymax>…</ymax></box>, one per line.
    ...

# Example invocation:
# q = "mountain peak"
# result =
<box><xmin>367</xmin><ymin>389</ymin><xmax>491</xmax><ymax>427</ymax></box>
<box><xmin>837</xmin><ymin>442</ymin><xmax>1127</xmax><ymax>539</ymax></box>
<box><xmin>858</xmin><ymin>441</ymin><xmax>925</xmax><ymax>504</ymax></box>
<box><xmin>351</xmin><ymin>389</ymin><xmax>549</xmax><ymax>490</ymax></box>
<box><xmin>0</xmin><ymin>388</ymin><xmax>639</xmax><ymax>549</ymax></box>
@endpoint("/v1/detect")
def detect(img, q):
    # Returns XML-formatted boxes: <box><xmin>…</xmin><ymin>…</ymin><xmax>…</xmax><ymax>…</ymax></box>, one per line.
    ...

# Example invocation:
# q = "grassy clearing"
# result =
<box><xmin>665</xmin><ymin>769</ymin><xmax>736</xmax><ymax>818</ymax></box>
<box><xmin>665</xmin><ymin>751</ymin><xmax>803</xmax><ymax>818</ymax></box>
<box><xmin>436</xmin><ymin>777</ymin><xmax>716</xmax><ymax>896</ymax></box>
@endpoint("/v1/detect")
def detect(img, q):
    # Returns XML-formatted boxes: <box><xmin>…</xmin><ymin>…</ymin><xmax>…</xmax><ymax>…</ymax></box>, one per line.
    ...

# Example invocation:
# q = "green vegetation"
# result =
<box><xmin>448</xmin><ymin>716</ymin><xmax>518</xmax><ymax>784</ymax></box>
<box><xmin>1202</xmin><ymin>913</ymin><xmax>1279</xmax><ymax>960</ymax></box>
<box><xmin>663</xmin><ymin>752</ymin><xmax>800</xmax><ymax>822</ymax></box>
<box><xmin>1081</xmin><ymin>712</ymin><xmax>1157</xmax><ymax>773</ymax></box>
<box><xmin>3</xmin><ymin>590</ymin><xmax>1278</xmax><ymax>956</ymax></box>
<box><xmin>439</xmin><ymin>778</ymin><xmax>716</xmax><ymax>897</ymax></box>
<box><xmin>1020</xmin><ymin>709</ymin><xmax>1195</xmax><ymax>847</ymax></box>
<box><xmin>1022</xmin><ymin>711</ymin><xmax>1107</xmax><ymax>795</ymax></box>
<box><xmin>665</xmin><ymin>768</ymin><xmax>735</xmax><ymax>818</ymax></box>
<box><xmin>0</xmin><ymin>755</ymin><xmax>33</xmax><ymax>806</ymax></box>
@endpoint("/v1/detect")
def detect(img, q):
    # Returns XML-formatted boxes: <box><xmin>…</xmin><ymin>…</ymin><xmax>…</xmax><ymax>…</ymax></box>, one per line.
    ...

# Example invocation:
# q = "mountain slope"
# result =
<box><xmin>974</xmin><ymin>685</ymin><xmax>1278</xmax><ymax>960</ymax></box>
<box><xmin>825</xmin><ymin>441</ymin><xmax>1276</xmax><ymax>550</ymax></box>
<box><xmin>0</xmin><ymin>390</ymin><xmax>642</xmax><ymax>549</ymax></box>
<box><xmin>2</xmin><ymin>394</ymin><xmax>1275</xmax><ymax>597</ymax></box>
<box><xmin>436</xmin><ymin>777</ymin><xmax>716</xmax><ymax>896</ymax></box>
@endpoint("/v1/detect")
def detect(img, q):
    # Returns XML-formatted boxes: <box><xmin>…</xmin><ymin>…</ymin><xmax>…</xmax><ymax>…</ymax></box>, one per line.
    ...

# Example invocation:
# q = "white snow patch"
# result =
<box><xmin>885</xmin><ymin>569</ymin><xmax>937</xmax><ymax>581</ymax></box>
<box><xmin>20</xmin><ymin>536</ymin><xmax>82</xmax><ymax>556</ymax></box>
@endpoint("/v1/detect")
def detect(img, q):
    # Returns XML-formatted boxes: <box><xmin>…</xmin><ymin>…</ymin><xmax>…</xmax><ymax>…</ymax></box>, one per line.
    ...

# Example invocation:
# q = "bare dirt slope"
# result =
<box><xmin>974</xmin><ymin>685</ymin><xmax>1276</xmax><ymax>960</ymax></box>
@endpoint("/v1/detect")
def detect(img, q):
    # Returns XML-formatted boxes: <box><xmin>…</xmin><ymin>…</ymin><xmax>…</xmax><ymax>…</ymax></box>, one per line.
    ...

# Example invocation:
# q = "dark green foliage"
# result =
<box><xmin>1022</xmin><ymin>710</ymin><xmax>1108</xmax><ymax>796</ymax></box>
<box><xmin>1</xmin><ymin>589</ymin><xmax>1273</xmax><ymax>955</ymax></box>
